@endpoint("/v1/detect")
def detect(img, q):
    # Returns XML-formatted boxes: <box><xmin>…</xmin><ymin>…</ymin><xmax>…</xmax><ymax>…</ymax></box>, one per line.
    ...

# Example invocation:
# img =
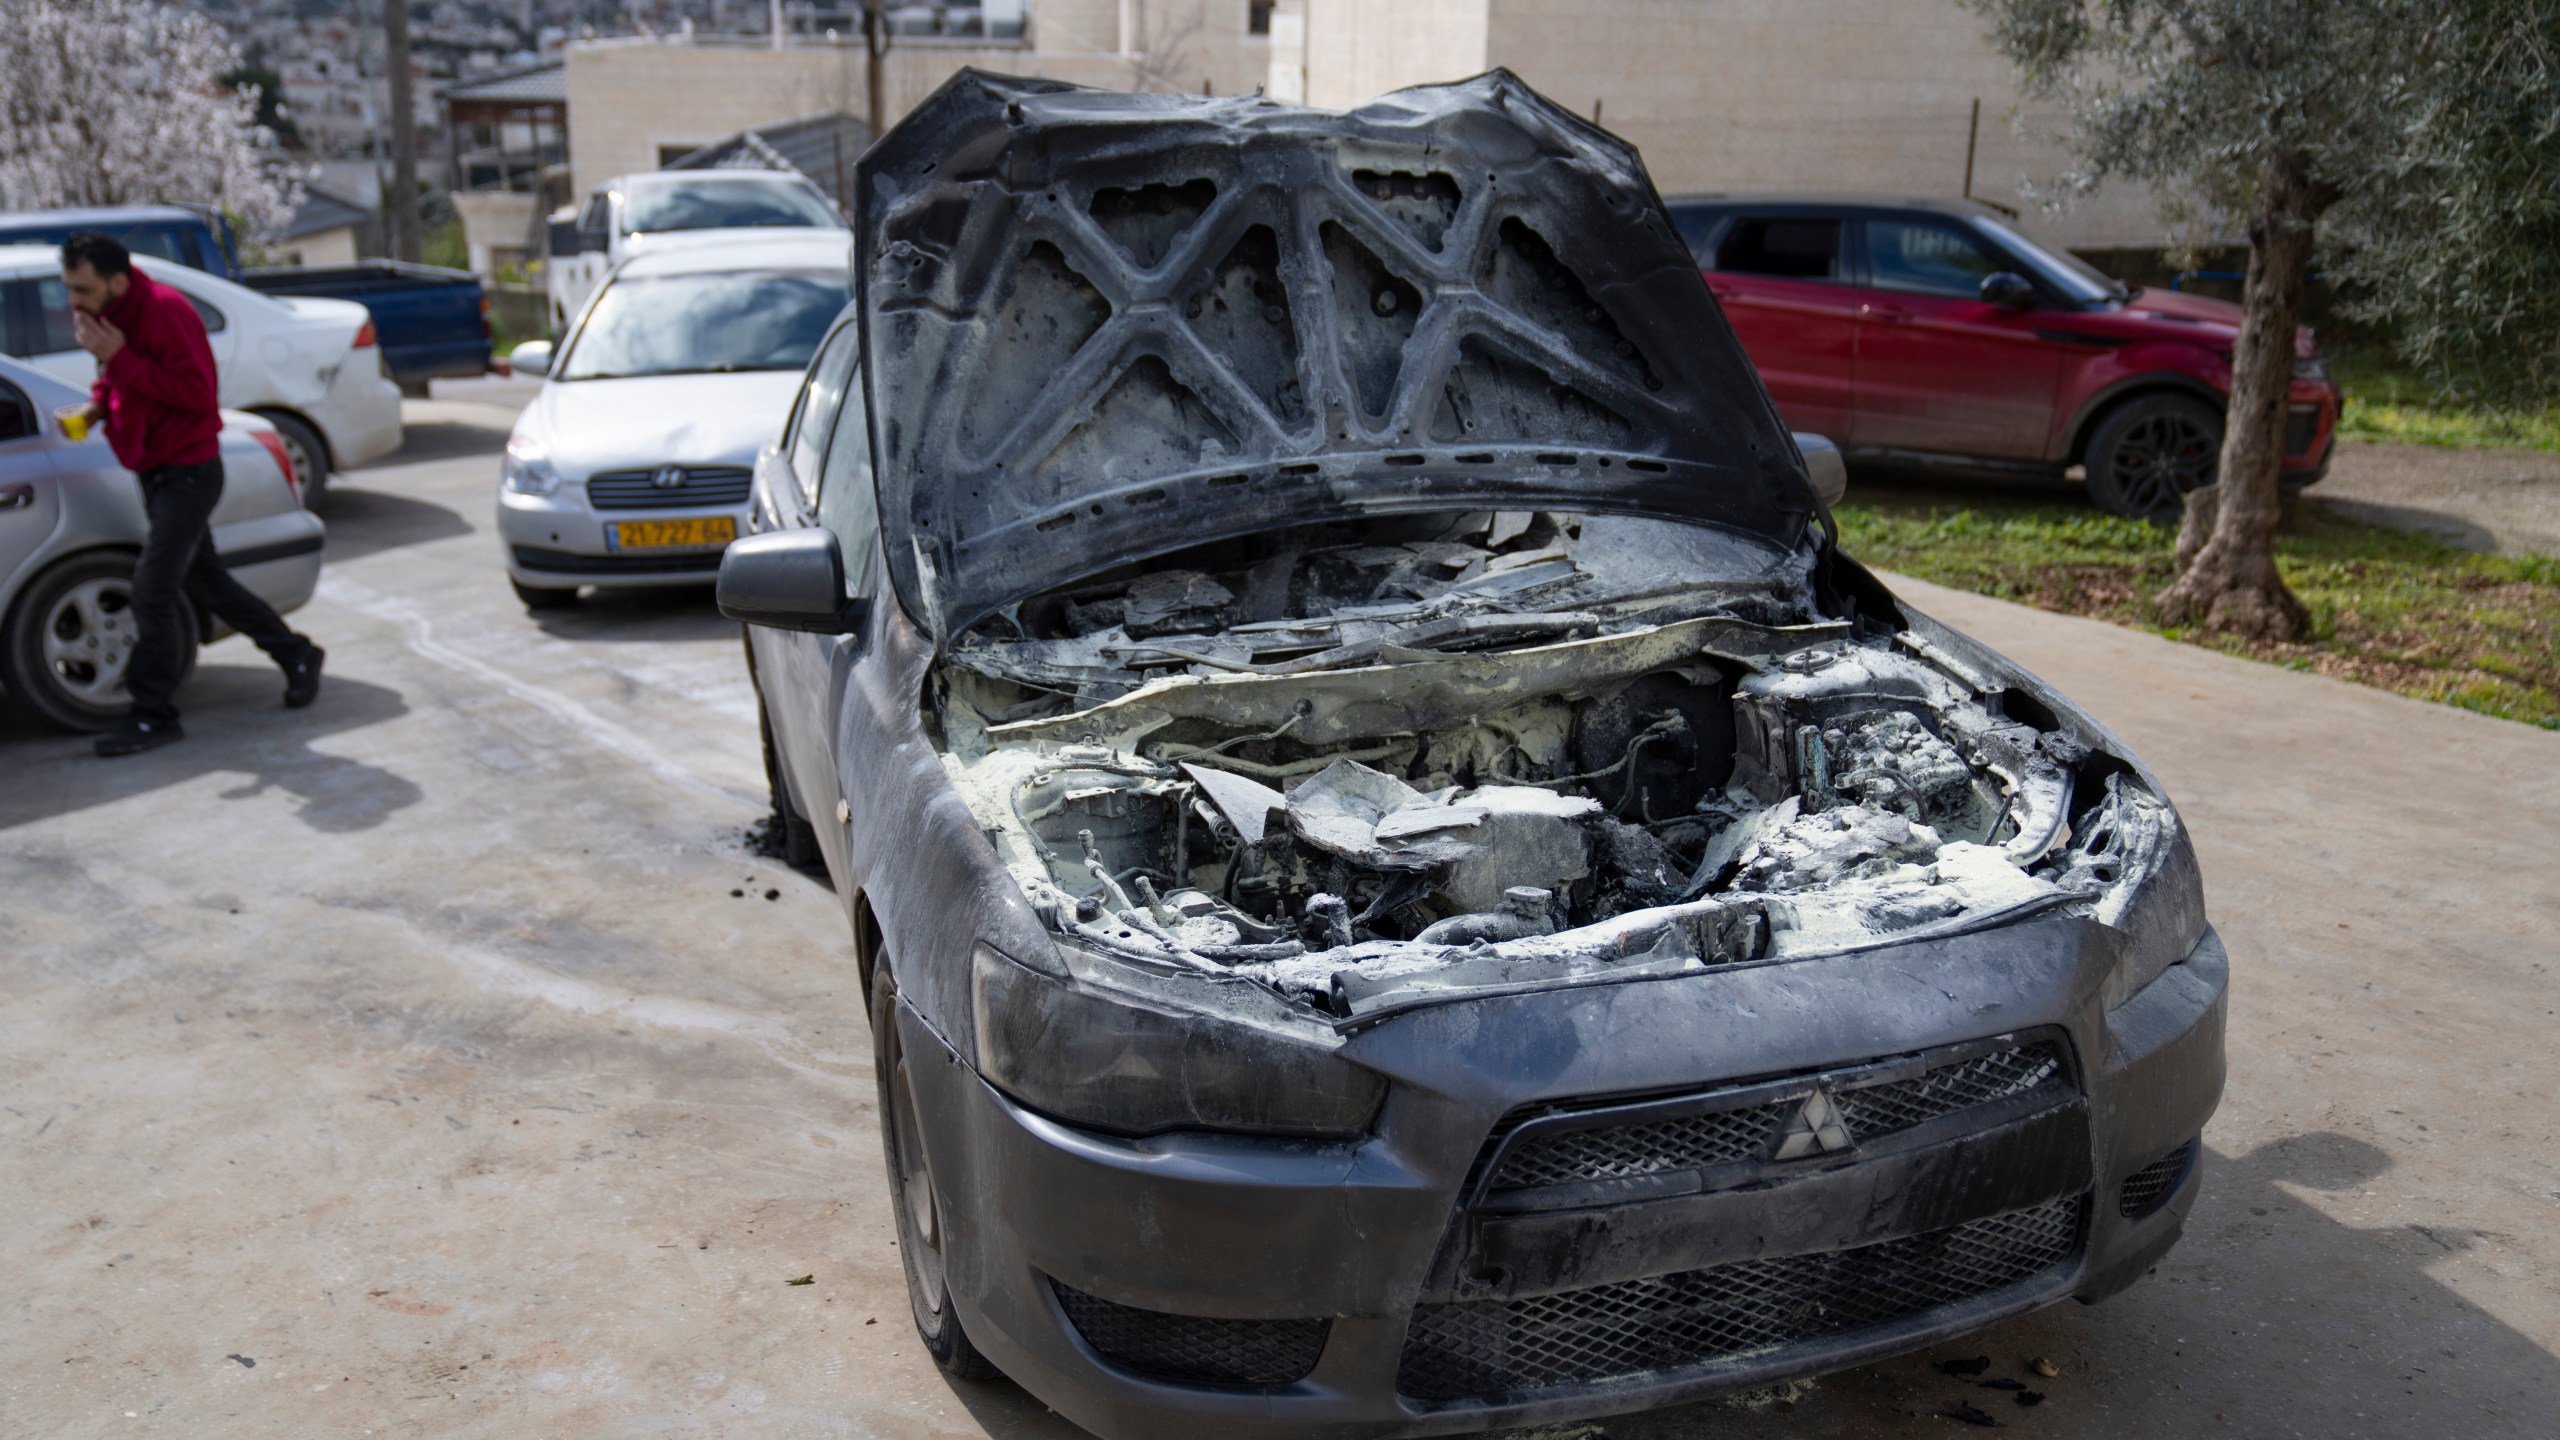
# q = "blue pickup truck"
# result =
<box><xmin>0</xmin><ymin>204</ymin><xmax>492</xmax><ymax>393</ymax></box>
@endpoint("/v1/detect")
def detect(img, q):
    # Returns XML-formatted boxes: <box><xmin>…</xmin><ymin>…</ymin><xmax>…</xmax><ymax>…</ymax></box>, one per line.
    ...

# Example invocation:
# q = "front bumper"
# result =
<box><xmin>496</xmin><ymin>488</ymin><xmax>739</xmax><ymax>589</ymax></box>
<box><xmin>901</xmin><ymin>919</ymin><xmax>2227</xmax><ymax>1440</ymax></box>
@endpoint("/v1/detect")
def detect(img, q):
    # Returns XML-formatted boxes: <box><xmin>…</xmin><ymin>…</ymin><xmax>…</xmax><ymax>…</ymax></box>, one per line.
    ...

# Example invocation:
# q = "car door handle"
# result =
<box><xmin>0</xmin><ymin>483</ymin><xmax>33</xmax><ymax>511</ymax></box>
<box><xmin>1863</xmin><ymin>303</ymin><xmax>1914</xmax><ymax>323</ymax></box>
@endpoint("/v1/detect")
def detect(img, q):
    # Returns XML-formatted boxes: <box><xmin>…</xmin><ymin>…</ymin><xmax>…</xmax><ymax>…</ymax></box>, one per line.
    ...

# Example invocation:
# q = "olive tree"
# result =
<box><xmin>0</xmin><ymin>0</ymin><xmax>290</xmax><ymax>233</ymax></box>
<box><xmin>1967</xmin><ymin>0</ymin><xmax>2560</xmax><ymax>640</ymax></box>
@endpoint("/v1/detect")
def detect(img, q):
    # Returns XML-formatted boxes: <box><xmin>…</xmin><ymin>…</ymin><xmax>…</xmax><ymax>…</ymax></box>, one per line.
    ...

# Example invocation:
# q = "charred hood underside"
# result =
<box><xmin>856</xmin><ymin>68</ymin><xmax>1819</xmax><ymax>634</ymax></box>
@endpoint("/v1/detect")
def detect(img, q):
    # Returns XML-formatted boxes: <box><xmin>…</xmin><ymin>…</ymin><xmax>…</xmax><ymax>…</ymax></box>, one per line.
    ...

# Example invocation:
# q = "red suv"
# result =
<box><xmin>1666</xmin><ymin>196</ymin><xmax>2340</xmax><ymax>517</ymax></box>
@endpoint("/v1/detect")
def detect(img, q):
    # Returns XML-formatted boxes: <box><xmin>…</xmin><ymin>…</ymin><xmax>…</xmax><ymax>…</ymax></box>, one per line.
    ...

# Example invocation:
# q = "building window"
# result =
<box><xmin>1250</xmin><ymin>2</ymin><xmax>1274</xmax><ymax>36</ymax></box>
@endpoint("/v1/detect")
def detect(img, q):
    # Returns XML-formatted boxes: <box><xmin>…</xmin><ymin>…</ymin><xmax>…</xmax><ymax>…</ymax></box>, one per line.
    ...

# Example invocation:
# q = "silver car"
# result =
<box><xmin>0</xmin><ymin>355</ymin><xmax>325</xmax><ymax>731</ymax></box>
<box><xmin>495</xmin><ymin>230</ymin><xmax>850</xmax><ymax>612</ymax></box>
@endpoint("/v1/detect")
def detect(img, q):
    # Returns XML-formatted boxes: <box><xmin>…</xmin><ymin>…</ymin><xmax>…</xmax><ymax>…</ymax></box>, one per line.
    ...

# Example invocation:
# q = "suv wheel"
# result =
<box><xmin>2085</xmin><ymin>393</ymin><xmax>2223</xmax><ymax>521</ymax></box>
<box><xmin>0</xmin><ymin>552</ymin><xmax>196</xmax><ymax>732</ymax></box>
<box><xmin>872</xmin><ymin>968</ymin><xmax>999</xmax><ymax>1380</ymax></box>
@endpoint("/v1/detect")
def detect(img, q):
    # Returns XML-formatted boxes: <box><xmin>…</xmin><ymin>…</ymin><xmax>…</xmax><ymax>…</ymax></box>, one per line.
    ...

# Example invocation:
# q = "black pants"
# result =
<box><xmin>126</xmin><ymin>459</ymin><xmax>307</xmax><ymax>724</ymax></box>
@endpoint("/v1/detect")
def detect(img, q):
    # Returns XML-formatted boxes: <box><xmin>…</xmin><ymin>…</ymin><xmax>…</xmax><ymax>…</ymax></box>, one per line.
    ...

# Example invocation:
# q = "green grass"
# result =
<box><xmin>1836</xmin><ymin>483</ymin><xmax>2560</xmax><ymax>729</ymax></box>
<box><xmin>2330</xmin><ymin>342</ymin><xmax>2560</xmax><ymax>452</ymax></box>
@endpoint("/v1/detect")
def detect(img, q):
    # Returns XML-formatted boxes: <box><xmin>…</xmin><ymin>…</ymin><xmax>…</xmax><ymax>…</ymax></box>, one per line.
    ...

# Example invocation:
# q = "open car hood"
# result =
<box><xmin>854</xmin><ymin>69</ymin><xmax>1821</xmax><ymax>636</ymax></box>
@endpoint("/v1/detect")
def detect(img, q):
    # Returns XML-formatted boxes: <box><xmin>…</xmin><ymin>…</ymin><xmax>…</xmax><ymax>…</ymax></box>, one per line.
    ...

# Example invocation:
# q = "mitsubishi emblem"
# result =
<box><xmin>1772</xmin><ymin>1089</ymin><xmax>1855</xmax><ymax>1160</ymax></box>
<box><xmin>651</xmin><ymin>464</ymin><xmax>687</xmax><ymax>489</ymax></box>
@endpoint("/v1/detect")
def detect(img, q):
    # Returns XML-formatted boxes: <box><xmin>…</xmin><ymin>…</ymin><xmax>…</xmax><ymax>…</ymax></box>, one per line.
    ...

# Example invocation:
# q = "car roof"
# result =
<box><xmin>0</xmin><ymin>203</ymin><xmax>214</xmax><ymax>227</ymax></box>
<box><xmin>0</xmin><ymin>243</ymin><xmax>61</xmax><ymax>273</ymax></box>
<box><xmin>612</xmin><ymin>169</ymin><xmax>808</xmax><ymax>190</ymax></box>
<box><xmin>611</xmin><ymin>231</ymin><xmax>853</xmax><ymax>277</ymax></box>
<box><xmin>1663</xmin><ymin>192</ymin><xmax>2015</xmax><ymax>218</ymax></box>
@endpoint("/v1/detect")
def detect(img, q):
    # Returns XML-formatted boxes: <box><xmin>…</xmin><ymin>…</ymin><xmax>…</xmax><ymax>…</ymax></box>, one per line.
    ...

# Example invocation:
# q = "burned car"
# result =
<box><xmin>724</xmin><ymin>70</ymin><xmax>2224</xmax><ymax>1439</ymax></box>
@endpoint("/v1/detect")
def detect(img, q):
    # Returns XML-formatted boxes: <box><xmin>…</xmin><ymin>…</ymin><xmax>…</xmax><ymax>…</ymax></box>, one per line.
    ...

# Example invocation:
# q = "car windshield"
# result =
<box><xmin>559</xmin><ymin>269</ymin><xmax>844</xmax><ymax>380</ymax></box>
<box><xmin>622</xmin><ymin>178</ymin><xmax>844</xmax><ymax>235</ymax></box>
<box><xmin>1973</xmin><ymin>216</ymin><xmax>2130</xmax><ymax>305</ymax></box>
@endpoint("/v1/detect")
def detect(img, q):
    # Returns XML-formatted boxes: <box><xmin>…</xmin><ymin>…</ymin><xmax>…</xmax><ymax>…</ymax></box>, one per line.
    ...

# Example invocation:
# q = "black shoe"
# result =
<box><xmin>95</xmin><ymin>719</ymin><xmax>184</xmax><ymax>757</ymax></box>
<box><xmin>284</xmin><ymin>643</ymin><xmax>325</xmax><ymax>709</ymax></box>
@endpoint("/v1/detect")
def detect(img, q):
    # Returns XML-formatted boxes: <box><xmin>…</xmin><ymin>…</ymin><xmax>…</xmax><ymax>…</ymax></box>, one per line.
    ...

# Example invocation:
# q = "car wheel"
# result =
<box><xmin>872</xmin><ymin>968</ymin><xmax>999</xmax><ymax>1381</ymax></box>
<box><xmin>254</xmin><ymin>410</ymin><xmax>332</xmax><ymax>507</ymax></box>
<box><xmin>511</xmin><ymin>577</ymin><xmax>580</xmax><ymax>612</ymax></box>
<box><xmin>0</xmin><ymin>552</ymin><xmax>196</xmax><ymax>733</ymax></box>
<box><xmin>758</xmin><ymin>696</ymin><xmax>827</xmax><ymax>875</ymax></box>
<box><xmin>2085</xmin><ymin>393</ymin><xmax>2223</xmax><ymax>522</ymax></box>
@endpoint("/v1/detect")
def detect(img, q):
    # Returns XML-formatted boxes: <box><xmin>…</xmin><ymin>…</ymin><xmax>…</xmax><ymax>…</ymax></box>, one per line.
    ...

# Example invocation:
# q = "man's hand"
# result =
<box><xmin>72</xmin><ymin>309</ymin><xmax>124</xmax><ymax>364</ymax></box>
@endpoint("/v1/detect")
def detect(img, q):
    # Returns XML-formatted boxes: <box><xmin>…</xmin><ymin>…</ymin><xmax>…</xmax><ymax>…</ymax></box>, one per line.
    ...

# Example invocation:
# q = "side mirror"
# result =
<box><xmin>510</xmin><ymin>340</ymin><xmax>553</xmax><ymax>378</ymax></box>
<box><xmin>1794</xmin><ymin>432</ymin><xmax>1848</xmax><ymax>508</ymax></box>
<box><xmin>718</xmin><ymin>528</ymin><xmax>871</xmax><ymax>635</ymax></box>
<box><xmin>549</xmin><ymin>218</ymin><xmax>582</xmax><ymax>258</ymax></box>
<box><xmin>1980</xmin><ymin>271</ymin><xmax>2037</xmax><ymax>309</ymax></box>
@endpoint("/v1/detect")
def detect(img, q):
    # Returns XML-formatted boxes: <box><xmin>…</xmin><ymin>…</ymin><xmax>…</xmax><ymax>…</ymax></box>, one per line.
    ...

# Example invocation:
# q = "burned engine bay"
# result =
<box><xmin>936</xmin><ymin>510</ymin><xmax>2175</xmax><ymax>1023</ymax></box>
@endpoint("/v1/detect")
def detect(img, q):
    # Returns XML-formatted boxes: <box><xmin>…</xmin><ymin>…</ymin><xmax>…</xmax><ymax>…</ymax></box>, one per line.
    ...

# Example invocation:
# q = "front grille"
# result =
<box><xmin>509</xmin><ymin>545</ymin><xmax>724</xmax><ymax>577</ymax></box>
<box><xmin>585</xmin><ymin>465</ymin><xmax>753</xmax><ymax>510</ymax></box>
<box><xmin>2284</xmin><ymin>405</ymin><xmax>2320</xmax><ymax>457</ymax></box>
<box><xmin>1397</xmin><ymin>1194</ymin><xmax>2085</xmax><ymax>1403</ymax></box>
<box><xmin>1052</xmin><ymin>1281</ymin><xmax>1329</xmax><ymax>1389</ymax></box>
<box><xmin>2118</xmin><ymin>1139</ymin><xmax>2196</xmax><ymax>1217</ymax></box>
<box><xmin>1484</xmin><ymin>1040</ymin><xmax>2066</xmax><ymax>1195</ymax></box>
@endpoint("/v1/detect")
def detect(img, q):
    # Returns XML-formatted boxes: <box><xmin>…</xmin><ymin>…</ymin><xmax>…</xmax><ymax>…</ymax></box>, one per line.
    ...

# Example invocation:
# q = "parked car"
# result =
<box><xmin>0</xmin><ymin>205</ymin><xmax>492</xmax><ymax>393</ymax></box>
<box><xmin>0</xmin><ymin>355</ymin><xmax>324</xmax><ymax>731</ymax></box>
<box><xmin>1664</xmin><ymin>194</ymin><xmax>2341</xmax><ymax>518</ymax></box>
<box><xmin>543</xmin><ymin>170</ymin><xmax>848</xmax><ymax>333</ymax></box>
<box><xmin>496</xmin><ymin>231</ymin><xmax>851</xmax><ymax>611</ymax></box>
<box><xmin>231</xmin><ymin>261</ymin><xmax>493</xmax><ymax>394</ymax></box>
<box><xmin>0</xmin><ymin>244</ymin><xmax>403</xmax><ymax>503</ymax></box>
<box><xmin>724</xmin><ymin>72</ymin><xmax>2223</xmax><ymax>1440</ymax></box>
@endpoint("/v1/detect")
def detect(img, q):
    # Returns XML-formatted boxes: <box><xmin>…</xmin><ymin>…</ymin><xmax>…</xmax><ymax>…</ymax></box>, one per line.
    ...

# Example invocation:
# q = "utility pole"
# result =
<box><xmin>864</xmin><ymin>0</ymin><xmax>888</xmax><ymax>139</ymax></box>
<box><xmin>386</xmin><ymin>0</ymin><xmax>422</xmax><ymax>262</ymax></box>
<box><xmin>1962</xmin><ymin>97</ymin><xmax>1981</xmax><ymax>199</ymax></box>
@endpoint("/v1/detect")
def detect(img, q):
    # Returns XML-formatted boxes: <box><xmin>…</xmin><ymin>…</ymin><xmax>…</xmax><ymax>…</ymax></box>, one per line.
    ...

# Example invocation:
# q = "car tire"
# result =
<box><xmin>253</xmin><ymin>410</ymin><xmax>332</xmax><ymax>508</ymax></box>
<box><xmin>758</xmin><ymin>696</ymin><xmax>827</xmax><ymax>876</ymax></box>
<box><xmin>2084</xmin><ymin>393</ymin><xmax>2223</xmax><ymax>522</ymax></box>
<box><xmin>0</xmin><ymin>551</ymin><xmax>196</xmax><ymax>733</ymax></box>
<box><xmin>511</xmin><ymin>577</ymin><xmax>580</xmax><ymax>612</ymax></box>
<box><xmin>872</xmin><ymin>968</ymin><xmax>999</xmax><ymax>1382</ymax></box>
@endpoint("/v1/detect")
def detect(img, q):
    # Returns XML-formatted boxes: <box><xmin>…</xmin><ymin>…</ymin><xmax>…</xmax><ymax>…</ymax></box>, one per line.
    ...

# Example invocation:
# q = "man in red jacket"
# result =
<box><xmin>62</xmin><ymin>231</ymin><xmax>324</xmax><ymax>757</ymax></box>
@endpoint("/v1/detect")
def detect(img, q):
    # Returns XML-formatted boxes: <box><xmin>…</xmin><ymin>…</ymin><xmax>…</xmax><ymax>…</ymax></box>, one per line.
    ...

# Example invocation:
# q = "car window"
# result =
<box><xmin>622</xmin><ymin>177</ymin><xmax>844</xmax><ymax>236</ymax></box>
<box><xmin>1666</xmin><ymin>206</ymin><xmax>1724</xmax><ymax>265</ymax></box>
<box><xmin>789</xmin><ymin>326</ymin><xmax>860</xmax><ymax>500</ymax></box>
<box><xmin>22</xmin><ymin>278</ymin><xmax>79</xmax><ymax>354</ymax></box>
<box><xmin>1867</xmin><ymin>219</ymin><xmax>2008</xmax><ymax>299</ymax></box>
<box><xmin>0</xmin><ymin>379</ymin><xmax>32</xmax><ymax>442</ymax></box>
<box><xmin>816</xmin><ymin>363</ymin><xmax>878</xmax><ymax>587</ymax></box>
<box><xmin>558</xmin><ymin>268</ymin><xmax>844</xmax><ymax>381</ymax></box>
<box><xmin>111</xmin><ymin>225</ymin><xmax>191</xmax><ymax>266</ymax></box>
<box><xmin>182</xmin><ymin>292</ymin><xmax>227</xmax><ymax>333</ymax></box>
<box><xmin>1712</xmin><ymin>217</ymin><xmax>1841</xmax><ymax>281</ymax></box>
<box><xmin>579</xmin><ymin>194</ymin><xmax>611</xmax><ymax>247</ymax></box>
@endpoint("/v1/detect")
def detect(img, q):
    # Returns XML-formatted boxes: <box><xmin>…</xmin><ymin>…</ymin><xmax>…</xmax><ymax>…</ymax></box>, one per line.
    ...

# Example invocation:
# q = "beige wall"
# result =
<box><xmin>567</xmin><ymin>3</ymin><xmax>1275</xmax><ymax>203</ymax></box>
<box><xmin>1290</xmin><ymin>0</ymin><xmax>2167</xmax><ymax>250</ymax></box>
<box><xmin>453</xmin><ymin>189</ymin><xmax>541</xmax><ymax>278</ymax></box>
<box><xmin>276</xmin><ymin>227</ymin><xmax>359</xmax><ymax>269</ymax></box>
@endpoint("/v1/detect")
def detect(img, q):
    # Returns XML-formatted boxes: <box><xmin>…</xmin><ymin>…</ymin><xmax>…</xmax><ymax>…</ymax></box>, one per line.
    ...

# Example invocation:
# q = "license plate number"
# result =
<box><xmin>608</xmin><ymin>516</ymin><xmax>736</xmax><ymax>552</ymax></box>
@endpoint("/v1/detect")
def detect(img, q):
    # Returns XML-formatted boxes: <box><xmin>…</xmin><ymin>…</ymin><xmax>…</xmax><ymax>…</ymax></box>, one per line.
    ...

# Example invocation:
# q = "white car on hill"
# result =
<box><xmin>497</xmin><ymin>230</ymin><xmax>852</xmax><ymax>611</ymax></box>
<box><xmin>543</xmin><ymin>169</ymin><xmax>849</xmax><ymax>333</ymax></box>
<box><xmin>0</xmin><ymin>244</ymin><xmax>403</xmax><ymax>503</ymax></box>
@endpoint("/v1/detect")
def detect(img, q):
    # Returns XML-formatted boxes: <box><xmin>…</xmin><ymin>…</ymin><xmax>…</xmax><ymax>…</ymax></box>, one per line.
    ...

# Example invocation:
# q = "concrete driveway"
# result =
<box><xmin>3</xmin><ymin>399</ymin><xmax>2553</xmax><ymax>1439</ymax></box>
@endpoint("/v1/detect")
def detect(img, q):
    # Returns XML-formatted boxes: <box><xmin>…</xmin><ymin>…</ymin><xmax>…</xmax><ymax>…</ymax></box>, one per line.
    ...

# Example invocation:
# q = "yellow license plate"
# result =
<box><xmin>608</xmin><ymin>516</ymin><xmax>736</xmax><ymax>551</ymax></box>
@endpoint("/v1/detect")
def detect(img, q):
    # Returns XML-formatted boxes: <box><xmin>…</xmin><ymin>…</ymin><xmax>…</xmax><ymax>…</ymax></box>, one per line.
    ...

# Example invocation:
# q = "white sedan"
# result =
<box><xmin>0</xmin><ymin>244</ymin><xmax>403</xmax><ymax>503</ymax></box>
<box><xmin>496</xmin><ymin>231</ymin><xmax>849</xmax><ymax>611</ymax></box>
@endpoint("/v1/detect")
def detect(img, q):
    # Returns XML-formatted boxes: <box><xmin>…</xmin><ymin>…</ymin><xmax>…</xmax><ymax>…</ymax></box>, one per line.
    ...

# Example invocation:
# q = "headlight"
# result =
<box><xmin>971</xmin><ymin>942</ymin><xmax>1385</xmax><ymax>1139</ymax></box>
<box><xmin>502</xmin><ymin>436</ymin><xmax>561</xmax><ymax>495</ymax></box>
<box><xmin>2293</xmin><ymin>356</ymin><xmax>2331</xmax><ymax>382</ymax></box>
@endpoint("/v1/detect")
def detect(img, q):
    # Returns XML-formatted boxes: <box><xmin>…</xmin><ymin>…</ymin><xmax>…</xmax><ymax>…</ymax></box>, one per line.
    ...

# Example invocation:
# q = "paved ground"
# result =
<box><xmin>4</xmin><ymin>395</ymin><xmax>2555</xmax><ymax>1439</ymax></box>
<box><xmin>2314</xmin><ymin>439</ymin><xmax>2560</xmax><ymax>557</ymax></box>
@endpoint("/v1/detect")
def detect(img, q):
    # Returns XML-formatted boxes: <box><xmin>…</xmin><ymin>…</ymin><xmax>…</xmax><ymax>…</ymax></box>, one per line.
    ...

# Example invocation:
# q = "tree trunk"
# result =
<box><xmin>2153</xmin><ymin>152</ymin><xmax>2331</xmax><ymax>641</ymax></box>
<box><xmin>386</xmin><ymin>0</ymin><xmax>422</xmax><ymax>263</ymax></box>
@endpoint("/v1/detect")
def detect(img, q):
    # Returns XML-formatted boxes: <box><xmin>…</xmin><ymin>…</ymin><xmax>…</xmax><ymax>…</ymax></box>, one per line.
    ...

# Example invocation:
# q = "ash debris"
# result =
<box><xmin>933</xmin><ymin>509</ymin><xmax>2174</xmax><ymax>1021</ymax></box>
